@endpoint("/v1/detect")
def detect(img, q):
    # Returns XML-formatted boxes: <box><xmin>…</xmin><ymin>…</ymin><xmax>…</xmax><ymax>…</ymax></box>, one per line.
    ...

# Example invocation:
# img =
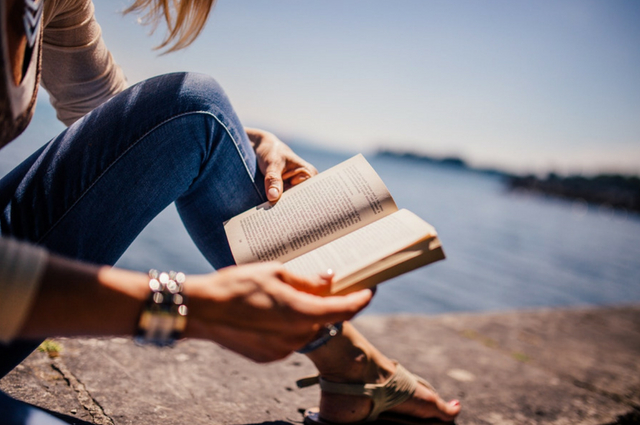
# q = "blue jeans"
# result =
<box><xmin>0</xmin><ymin>72</ymin><xmax>267</xmax><ymax>423</ymax></box>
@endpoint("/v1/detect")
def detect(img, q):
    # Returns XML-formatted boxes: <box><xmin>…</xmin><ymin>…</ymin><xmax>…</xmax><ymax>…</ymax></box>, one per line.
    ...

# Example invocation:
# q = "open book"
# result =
<box><xmin>224</xmin><ymin>154</ymin><xmax>445</xmax><ymax>295</ymax></box>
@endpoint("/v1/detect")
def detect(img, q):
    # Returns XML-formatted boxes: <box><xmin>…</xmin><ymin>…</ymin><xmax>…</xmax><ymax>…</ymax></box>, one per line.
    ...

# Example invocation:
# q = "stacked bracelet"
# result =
<box><xmin>134</xmin><ymin>270</ymin><xmax>188</xmax><ymax>347</ymax></box>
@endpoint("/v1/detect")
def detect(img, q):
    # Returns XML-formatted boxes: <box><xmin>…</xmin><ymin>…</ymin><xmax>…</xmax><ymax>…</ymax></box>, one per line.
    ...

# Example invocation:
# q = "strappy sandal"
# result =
<box><xmin>297</xmin><ymin>361</ymin><xmax>449</xmax><ymax>424</ymax></box>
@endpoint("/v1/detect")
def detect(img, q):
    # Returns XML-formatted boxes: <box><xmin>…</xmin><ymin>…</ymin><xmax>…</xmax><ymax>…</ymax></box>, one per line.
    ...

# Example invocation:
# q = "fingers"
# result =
<box><xmin>275</xmin><ymin>264</ymin><xmax>371</xmax><ymax>322</ymax></box>
<box><xmin>279</xmin><ymin>267</ymin><xmax>334</xmax><ymax>296</ymax></box>
<box><xmin>322</xmin><ymin>289</ymin><xmax>374</xmax><ymax>321</ymax></box>
<box><xmin>266</xmin><ymin>161</ymin><xmax>316</xmax><ymax>200</ymax></box>
<box><xmin>318</xmin><ymin>268</ymin><xmax>334</xmax><ymax>281</ymax></box>
<box><xmin>264</xmin><ymin>159</ymin><xmax>286</xmax><ymax>202</ymax></box>
<box><xmin>189</xmin><ymin>262</ymin><xmax>372</xmax><ymax>355</ymax></box>
<box><xmin>291</xmin><ymin>288</ymin><xmax>374</xmax><ymax>324</ymax></box>
<box><xmin>253</xmin><ymin>263</ymin><xmax>371</xmax><ymax>327</ymax></box>
<box><xmin>282</xmin><ymin>166</ymin><xmax>313</xmax><ymax>184</ymax></box>
<box><xmin>252</xmin><ymin>129</ymin><xmax>318</xmax><ymax>201</ymax></box>
<box><xmin>283</xmin><ymin>162</ymin><xmax>318</xmax><ymax>187</ymax></box>
<box><xmin>207</xmin><ymin>322</ymin><xmax>311</xmax><ymax>363</ymax></box>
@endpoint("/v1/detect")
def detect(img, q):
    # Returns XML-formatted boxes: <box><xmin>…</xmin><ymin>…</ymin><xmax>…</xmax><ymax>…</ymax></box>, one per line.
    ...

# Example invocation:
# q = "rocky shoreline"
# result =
<box><xmin>507</xmin><ymin>174</ymin><xmax>640</xmax><ymax>214</ymax></box>
<box><xmin>376</xmin><ymin>150</ymin><xmax>640</xmax><ymax>214</ymax></box>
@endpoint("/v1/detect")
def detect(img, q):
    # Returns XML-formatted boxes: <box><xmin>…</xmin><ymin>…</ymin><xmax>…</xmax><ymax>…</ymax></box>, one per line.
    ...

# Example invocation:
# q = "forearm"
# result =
<box><xmin>14</xmin><ymin>255</ymin><xmax>371</xmax><ymax>364</ymax></box>
<box><xmin>18</xmin><ymin>255</ymin><xmax>149</xmax><ymax>340</ymax></box>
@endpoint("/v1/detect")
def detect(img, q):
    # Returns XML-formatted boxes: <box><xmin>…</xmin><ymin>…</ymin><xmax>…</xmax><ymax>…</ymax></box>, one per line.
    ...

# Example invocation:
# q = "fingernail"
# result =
<box><xmin>449</xmin><ymin>399</ymin><xmax>460</xmax><ymax>406</ymax></box>
<box><xmin>319</xmin><ymin>269</ymin><xmax>333</xmax><ymax>280</ymax></box>
<box><xmin>268</xmin><ymin>187</ymin><xmax>279</xmax><ymax>199</ymax></box>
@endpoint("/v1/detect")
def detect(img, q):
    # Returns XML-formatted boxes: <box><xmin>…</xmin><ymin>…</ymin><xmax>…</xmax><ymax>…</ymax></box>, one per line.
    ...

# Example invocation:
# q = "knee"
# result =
<box><xmin>127</xmin><ymin>72</ymin><xmax>234</xmax><ymax>122</ymax></box>
<box><xmin>145</xmin><ymin>73</ymin><xmax>252</xmax><ymax>166</ymax></box>
<box><xmin>171</xmin><ymin>72</ymin><xmax>233</xmax><ymax>116</ymax></box>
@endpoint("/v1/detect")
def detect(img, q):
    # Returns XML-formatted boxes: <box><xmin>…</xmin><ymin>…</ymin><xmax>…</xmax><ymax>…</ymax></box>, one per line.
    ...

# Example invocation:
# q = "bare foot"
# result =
<box><xmin>306</xmin><ymin>323</ymin><xmax>461</xmax><ymax>423</ymax></box>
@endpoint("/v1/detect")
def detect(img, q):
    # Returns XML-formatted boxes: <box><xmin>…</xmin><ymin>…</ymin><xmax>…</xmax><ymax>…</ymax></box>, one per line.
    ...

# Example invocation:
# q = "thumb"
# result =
<box><xmin>265</xmin><ymin>160</ymin><xmax>285</xmax><ymax>202</ymax></box>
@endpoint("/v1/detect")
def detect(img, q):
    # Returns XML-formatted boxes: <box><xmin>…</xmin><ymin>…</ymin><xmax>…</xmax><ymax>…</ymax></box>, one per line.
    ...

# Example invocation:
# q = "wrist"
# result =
<box><xmin>96</xmin><ymin>266</ymin><xmax>150</xmax><ymax>335</ymax></box>
<box><xmin>134</xmin><ymin>270</ymin><xmax>188</xmax><ymax>347</ymax></box>
<box><xmin>180</xmin><ymin>272</ymin><xmax>221</xmax><ymax>339</ymax></box>
<box><xmin>98</xmin><ymin>266</ymin><xmax>150</xmax><ymax>302</ymax></box>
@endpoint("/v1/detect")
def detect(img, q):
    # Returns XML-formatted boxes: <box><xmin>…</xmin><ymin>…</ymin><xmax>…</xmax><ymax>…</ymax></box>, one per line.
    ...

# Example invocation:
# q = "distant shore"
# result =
<box><xmin>376</xmin><ymin>149</ymin><xmax>640</xmax><ymax>214</ymax></box>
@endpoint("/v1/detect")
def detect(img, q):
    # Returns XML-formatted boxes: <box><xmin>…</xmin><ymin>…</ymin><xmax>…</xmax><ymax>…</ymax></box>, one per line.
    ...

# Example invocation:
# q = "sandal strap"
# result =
<box><xmin>319</xmin><ymin>362</ymin><xmax>420</xmax><ymax>422</ymax></box>
<box><xmin>296</xmin><ymin>362</ymin><xmax>438</xmax><ymax>422</ymax></box>
<box><xmin>296</xmin><ymin>375</ymin><xmax>320</xmax><ymax>388</ymax></box>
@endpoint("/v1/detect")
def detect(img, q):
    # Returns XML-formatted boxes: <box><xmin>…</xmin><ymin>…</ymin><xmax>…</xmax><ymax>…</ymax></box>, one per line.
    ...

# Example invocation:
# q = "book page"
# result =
<box><xmin>225</xmin><ymin>154</ymin><xmax>398</xmax><ymax>264</ymax></box>
<box><xmin>283</xmin><ymin>209</ymin><xmax>438</xmax><ymax>285</ymax></box>
<box><xmin>330</xmin><ymin>236</ymin><xmax>444</xmax><ymax>295</ymax></box>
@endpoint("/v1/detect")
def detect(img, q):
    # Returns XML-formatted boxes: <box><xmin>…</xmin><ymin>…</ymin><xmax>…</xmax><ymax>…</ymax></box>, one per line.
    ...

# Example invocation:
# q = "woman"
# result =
<box><xmin>0</xmin><ymin>0</ymin><xmax>461</xmax><ymax>423</ymax></box>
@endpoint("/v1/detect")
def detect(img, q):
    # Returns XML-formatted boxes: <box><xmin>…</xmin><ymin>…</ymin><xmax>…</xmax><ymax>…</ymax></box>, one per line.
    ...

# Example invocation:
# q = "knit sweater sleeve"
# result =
<box><xmin>0</xmin><ymin>238</ymin><xmax>48</xmax><ymax>343</ymax></box>
<box><xmin>41</xmin><ymin>0</ymin><xmax>127</xmax><ymax>126</ymax></box>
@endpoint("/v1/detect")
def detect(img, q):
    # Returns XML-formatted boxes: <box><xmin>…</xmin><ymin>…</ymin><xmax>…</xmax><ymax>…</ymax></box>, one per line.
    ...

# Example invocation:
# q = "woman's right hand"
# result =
<box><xmin>183</xmin><ymin>262</ymin><xmax>373</xmax><ymax>362</ymax></box>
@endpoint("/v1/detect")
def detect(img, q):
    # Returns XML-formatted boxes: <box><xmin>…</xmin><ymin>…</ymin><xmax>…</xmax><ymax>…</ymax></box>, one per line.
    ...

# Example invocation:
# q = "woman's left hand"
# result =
<box><xmin>246</xmin><ymin>128</ymin><xmax>318</xmax><ymax>202</ymax></box>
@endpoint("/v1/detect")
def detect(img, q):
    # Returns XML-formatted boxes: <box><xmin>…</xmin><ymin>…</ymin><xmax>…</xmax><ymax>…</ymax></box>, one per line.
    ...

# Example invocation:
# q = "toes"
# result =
<box><xmin>391</xmin><ymin>383</ymin><xmax>461</xmax><ymax>422</ymax></box>
<box><xmin>433</xmin><ymin>396</ymin><xmax>461</xmax><ymax>421</ymax></box>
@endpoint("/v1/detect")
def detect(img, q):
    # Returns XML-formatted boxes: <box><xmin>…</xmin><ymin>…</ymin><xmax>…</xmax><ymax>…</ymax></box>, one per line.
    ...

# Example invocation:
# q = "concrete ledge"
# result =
<box><xmin>2</xmin><ymin>305</ymin><xmax>639</xmax><ymax>424</ymax></box>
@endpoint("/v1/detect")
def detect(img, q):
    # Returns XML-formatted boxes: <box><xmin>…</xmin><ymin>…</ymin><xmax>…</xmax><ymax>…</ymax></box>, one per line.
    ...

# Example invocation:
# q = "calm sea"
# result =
<box><xmin>3</xmin><ymin>102</ymin><xmax>640</xmax><ymax>315</ymax></box>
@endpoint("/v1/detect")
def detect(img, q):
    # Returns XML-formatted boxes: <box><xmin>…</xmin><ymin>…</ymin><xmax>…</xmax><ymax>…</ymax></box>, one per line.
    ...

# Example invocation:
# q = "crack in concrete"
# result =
<box><xmin>51</xmin><ymin>358</ymin><xmax>115</xmax><ymax>425</ymax></box>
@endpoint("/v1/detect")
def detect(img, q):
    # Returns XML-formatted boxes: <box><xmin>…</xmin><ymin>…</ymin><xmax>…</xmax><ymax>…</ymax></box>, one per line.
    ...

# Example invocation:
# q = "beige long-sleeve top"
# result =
<box><xmin>0</xmin><ymin>0</ymin><xmax>127</xmax><ymax>342</ymax></box>
<box><xmin>41</xmin><ymin>0</ymin><xmax>127</xmax><ymax>125</ymax></box>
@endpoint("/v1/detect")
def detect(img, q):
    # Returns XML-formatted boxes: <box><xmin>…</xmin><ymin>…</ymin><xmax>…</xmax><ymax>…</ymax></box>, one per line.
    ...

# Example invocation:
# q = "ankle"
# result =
<box><xmin>320</xmin><ymin>346</ymin><xmax>372</xmax><ymax>383</ymax></box>
<box><xmin>306</xmin><ymin>326</ymin><xmax>395</xmax><ymax>384</ymax></box>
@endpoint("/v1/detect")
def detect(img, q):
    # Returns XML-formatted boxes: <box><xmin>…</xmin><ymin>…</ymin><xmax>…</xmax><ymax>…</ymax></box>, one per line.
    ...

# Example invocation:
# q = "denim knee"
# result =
<box><xmin>165</xmin><ymin>72</ymin><xmax>235</xmax><ymax>122</ymax></box>
<box><xmin>153</xmin><ymin>72</ymin><xmax>249</xmax><ymax>157</ymax></box>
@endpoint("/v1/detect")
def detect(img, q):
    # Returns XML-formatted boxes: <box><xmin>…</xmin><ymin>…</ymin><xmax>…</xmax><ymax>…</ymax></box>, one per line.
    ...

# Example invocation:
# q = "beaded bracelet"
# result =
<box><xmin>134</xmin><ymin>270</ymin><xmax>188</xmax><ymax>347</ymax></box>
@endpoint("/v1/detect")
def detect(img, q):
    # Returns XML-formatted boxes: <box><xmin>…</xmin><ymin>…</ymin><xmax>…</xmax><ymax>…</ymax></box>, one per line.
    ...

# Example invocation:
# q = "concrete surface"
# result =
<box><xmin>1</xmin><ymin>305</ymin><xmax>639</xmax><ymax>424</ymax></box>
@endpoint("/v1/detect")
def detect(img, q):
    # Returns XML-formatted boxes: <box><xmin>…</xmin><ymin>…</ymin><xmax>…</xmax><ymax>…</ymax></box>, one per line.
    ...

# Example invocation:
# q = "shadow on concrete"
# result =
<box><xmin>604</xmin><ymin>409</ymin><xmax>640</xmax><ymax>425</ymax></box>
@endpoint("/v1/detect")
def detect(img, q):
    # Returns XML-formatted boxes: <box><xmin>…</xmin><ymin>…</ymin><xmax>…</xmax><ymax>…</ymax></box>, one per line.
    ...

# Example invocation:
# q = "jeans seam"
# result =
<box><xmin>37</xmin><ymin>110</ymin><xmax>263</xmax><ymax>245</ymax></box>
<box><xmin>200</xmin><ymin>111</ymin><xmax>265</xmax><ymax>202</ymax></box>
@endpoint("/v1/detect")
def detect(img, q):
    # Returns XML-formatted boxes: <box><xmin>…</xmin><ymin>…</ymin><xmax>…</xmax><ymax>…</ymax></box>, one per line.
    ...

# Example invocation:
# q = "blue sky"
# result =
<box><xmin>37</xmin><ymin>1</ymin><xmax>640</xmax><ymax>175</ymax></box>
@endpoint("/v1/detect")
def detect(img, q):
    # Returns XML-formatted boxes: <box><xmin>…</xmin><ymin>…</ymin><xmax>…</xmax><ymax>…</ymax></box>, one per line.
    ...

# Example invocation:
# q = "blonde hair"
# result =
<box><xmin>125</xmin><ymin>0</ymin><xmax>216</xmax><ymax>53</ymax></box>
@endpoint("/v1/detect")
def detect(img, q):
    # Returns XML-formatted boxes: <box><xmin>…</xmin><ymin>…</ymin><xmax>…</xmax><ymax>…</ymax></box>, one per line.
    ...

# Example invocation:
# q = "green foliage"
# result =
<box><xmin>37</xmin><ymin>339</ymin><xmax>63</xmax><ymax>358</ymax></box>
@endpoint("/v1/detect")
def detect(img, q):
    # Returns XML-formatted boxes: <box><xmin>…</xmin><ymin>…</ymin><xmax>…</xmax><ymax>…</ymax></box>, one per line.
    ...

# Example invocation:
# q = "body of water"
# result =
<box><xmin>3</xmin><ymin>102</ymin><xmax>640</xmax><ymax>315</ymax></box>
